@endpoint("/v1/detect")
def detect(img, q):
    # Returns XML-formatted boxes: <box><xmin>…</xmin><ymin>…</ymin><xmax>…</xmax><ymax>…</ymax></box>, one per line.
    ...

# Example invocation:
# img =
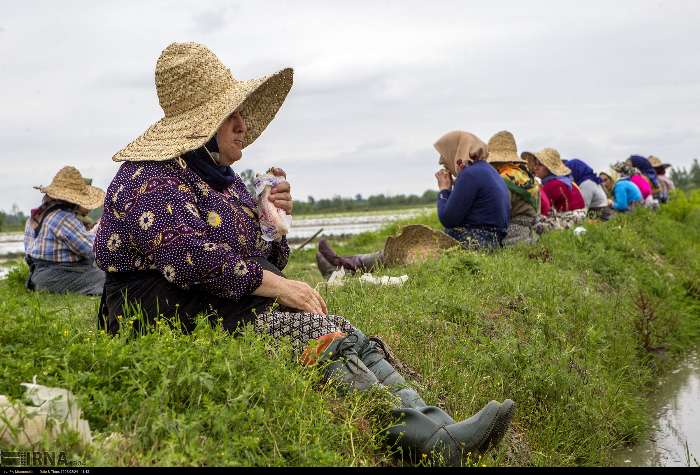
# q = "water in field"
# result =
<box><xmin>0</xmin><ymin>209</ymin><xmax>432</xmax><ymax>277</ymax></box>
<box><xmin>288</xmin><ymin>208</ymin><xmax>430</xmax><ymax>241</ymax></box>
<box><xmin>613</xmin><ymin>351</ymin><xmax>700</xmax><ymax>467</ymax></box>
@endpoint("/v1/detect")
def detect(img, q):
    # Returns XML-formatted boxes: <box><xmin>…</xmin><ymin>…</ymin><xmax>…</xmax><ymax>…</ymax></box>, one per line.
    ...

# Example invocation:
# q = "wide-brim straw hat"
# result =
<box><xmin>113</xmin><ymin>42</ymin><xmax>293</xmax><ymax>162</ymax></box>
<box><xmin>486</xmin><ymin>130</ymin><xmax>525</xmax><ymax>163</ymax></box>
<box><xmin>383</xmin><ymin>225</ymin><xmax>460</xmax><ymax>266</ymax></box>
<box><xmin>521</xmin><ymin>148</ymin><xmax>571</xmax><ymax>176</ymax></box>
<box><xmin>648</xmin><ymin>155</ymin><xmax>671</xmax><ymax>169</ymax></box>
<box><xmin>35</xmin><ymin>166</ymin><xmax>106</xmax><ymax>209</ymax></box>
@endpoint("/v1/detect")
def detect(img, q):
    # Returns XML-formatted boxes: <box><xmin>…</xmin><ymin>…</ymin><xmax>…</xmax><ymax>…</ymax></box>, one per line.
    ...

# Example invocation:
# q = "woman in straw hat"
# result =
<box><xmin>315</xmin><ymin>131</ymin><xmax>511</xmax><ymax>278</ymax></box>
<box><xmin>648</xmin><ymin>155</ymin><xmax>674</xmax><ymax>203</ymax></box>
<box><xmin>562</xmin><ymin>159</ymin><xmax>612</xmax><ymax>221</ymax></box>
<box><xmin>94</xmin><ymin>42</ymin><xmax>514</xmax><ymax>464</ymax></box>
<box><xmin>522</xmin><ymin>148</ymin><xmax>587</xmax><ymax>232</ymax></box>
<box><xmin>604</xmin><ymin>163</ymin><xmax>645</xmax><ymax>212</ymax></box>
<box><xmin>23</xmin><ymin>166</ymin><xmax>106</xmax><ymax>295</ymax></box>
<box><xmin>485</xmin><ymin>131</ymin><xmax>540</xmax><ymax>246</ymax></box>
<box><xmin>522</xmin><ymin>148</ymin><xmax>586</xmax><ymax>214</ymax></box>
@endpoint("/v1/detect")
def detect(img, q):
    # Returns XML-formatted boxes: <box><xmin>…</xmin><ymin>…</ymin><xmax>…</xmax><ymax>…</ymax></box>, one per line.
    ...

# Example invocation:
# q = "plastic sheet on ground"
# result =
<box><xmin>0</xmin><ymin>379</ymin><xmax>92</xmax><ymax>447</ymax></box>
<box><xmin>325</xmin><ymin>267</ymin><xmax>409</xmax><ymax>287</ymax></box>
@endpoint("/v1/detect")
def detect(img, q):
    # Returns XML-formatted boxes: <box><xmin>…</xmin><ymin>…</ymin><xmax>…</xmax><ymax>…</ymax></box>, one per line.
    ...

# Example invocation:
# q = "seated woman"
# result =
<box><xmin>523</xmin><ymin>148</ymin><xmax>586</xmax><ymax>213</ymax></box>
<box><xmin>522</xmin><ymin>148</ymin><xmax>587</xmax><ymax>232</ymax></box>
<box><xmin>434</xmin><ymin>131</ymin><xmax>510</xmax><ymax>249</ymax></box>
<box><xmin>23</xmin><ymin>166</ymin><xmax>106</xmax><ymax>296</ymax></box>
<box><xmin>648</xmin><ymin>156</ymin><xmax>674</xmax><ymax>203</ymax></box>
<box><xmin>600</xmin><ymin>166</ymin><xmax>643</xmax><ymax>212</ymax></box>
<box><xmin>563</xmin><ymin>159</ymin><xmax>612</xmax><ymax>220</ymax></box>
<box><xmin>316</xmin><ymin>131</ymin><xmax>510</xmax><ymax>276</ymax></box>
<box><xmin>628</xmin><ymin>155</ymin><xmax>659</xmax><ymax>191</ymax></box>
<box><xmin>486</xmin><ymin>131</ymin><xmax>539</xmax><ymax>246</ymax></box>
<box><xmin>94</xmin><ymin>42</ymin><xmax>514</xmax><ymax>465</ymax></box>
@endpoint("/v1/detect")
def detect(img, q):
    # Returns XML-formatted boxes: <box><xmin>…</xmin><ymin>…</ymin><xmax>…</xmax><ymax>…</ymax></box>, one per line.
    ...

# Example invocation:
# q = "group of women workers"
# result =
<box><xmin>20</xmin><ymin>42</ymin><xmax>676</xmax><ymax>466</ymax></box>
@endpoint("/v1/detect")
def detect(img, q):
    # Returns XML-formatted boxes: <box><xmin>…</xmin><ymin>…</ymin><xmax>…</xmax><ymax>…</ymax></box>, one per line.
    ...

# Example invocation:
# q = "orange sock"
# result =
<box><xmin>300</xmin><ymin>332</ymin><xmax>346</xmax><ymax>366</ymax></box>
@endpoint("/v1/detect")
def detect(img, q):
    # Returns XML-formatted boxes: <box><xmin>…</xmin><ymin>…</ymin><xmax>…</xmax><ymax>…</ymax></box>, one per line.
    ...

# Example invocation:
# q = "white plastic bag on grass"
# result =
<box><xmin>0</xmin><ymin>379</ymin><xmax>92</xmax><ymax>447</ymax></box>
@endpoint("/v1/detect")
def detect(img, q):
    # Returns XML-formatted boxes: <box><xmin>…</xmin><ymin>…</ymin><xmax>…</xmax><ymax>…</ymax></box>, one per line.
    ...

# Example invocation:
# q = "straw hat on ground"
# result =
<box><xmin>36</xmin><ymin>166</ymin><xmax>105</xmax><ymax>209</ymax></box>
<box><xmin>521</xmin><ymin>148</ymin><xmax>571</xmax><ymax>176</ymax></box>
<box><xmin>383</xmin><ymin>225</ymin><xmax>460</xmax><ymax>266</ymax></box>
<box><xmin>113</xmin><ymin>42</ymin><xmax>293</xmax><ymax>162</ymax></box>
<box><xmin>648</xmin><ymin>155</ymin><xmax>671</xmax><ymax>169</ymax></box>
<box><xmin>486</xmin><ymin>131</ymin><xmax>525</xmax><ymax>164</ymax></box>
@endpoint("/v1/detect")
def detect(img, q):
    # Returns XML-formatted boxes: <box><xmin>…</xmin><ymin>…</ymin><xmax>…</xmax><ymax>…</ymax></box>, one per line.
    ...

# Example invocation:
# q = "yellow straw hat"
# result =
<box><xmin>113</xmin><ymin>42</ymin><xmax>293</xmax><ymax>162</ymax></box>
<box><xmin>521</xmin><ymin>148</ymin><xmax>571</xmax><ymax>176</ymax></box>
<box><xmin>36</xmin><ymin>166</ymin><xmax>106</xmax><ymax>209</ymax></box>
<box><xmin>486</xmin><ymin>131</ymin><xmax>525</xmax><ymax>163</ymax></box>
<box><xmin>383</xmin><ymin>225</ymin><xmax>460</xmax><ymax>266</ymax></box>
<box><xmin>648</xmin><ymin>155</ymin><xmax>671</xmax><ymax>168</ymax></box>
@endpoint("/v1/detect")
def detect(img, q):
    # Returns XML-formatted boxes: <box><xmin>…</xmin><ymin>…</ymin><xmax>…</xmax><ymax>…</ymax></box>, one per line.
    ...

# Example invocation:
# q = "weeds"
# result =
<box><xmin>0</xmin><ymin>192</ymin><xmax>699</xmax><ymax>466</ymax></box>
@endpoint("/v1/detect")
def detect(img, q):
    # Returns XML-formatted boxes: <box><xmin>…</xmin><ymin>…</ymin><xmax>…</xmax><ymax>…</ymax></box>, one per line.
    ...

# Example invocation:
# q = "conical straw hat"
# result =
<box><xmin>113</xmin><ymin>42</ymin><xmax>293</xmax><ymax>162</ymax></box>
<box><xmin>383</xmin><ymin>225</ymin><xmax>460</xmax><ymax>266</ymax></box>
<box><xmin>486</xmin><ymin>130</ymin><xmax>525</xmax><ymax>163</ymax></box>
<box><xmin>521</xmin><ymin>148</ymin><xmax>571</xmax><ymax>176</ymax></box>
<box><xmin>36</xmin><ymin>166</ymin><xmax>106</xmax><ymax>209</ymax></box>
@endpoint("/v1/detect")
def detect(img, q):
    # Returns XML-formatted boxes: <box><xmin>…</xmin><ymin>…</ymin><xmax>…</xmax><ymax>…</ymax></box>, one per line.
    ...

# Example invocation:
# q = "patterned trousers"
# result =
<box><xmin>254</xmin><ymin>310</ymin><xmax>356</xmax><ymax>353</ymax></box>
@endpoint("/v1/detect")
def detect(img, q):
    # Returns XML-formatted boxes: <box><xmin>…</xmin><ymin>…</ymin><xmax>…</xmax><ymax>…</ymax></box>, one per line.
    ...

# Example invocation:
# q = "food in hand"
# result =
<box><xmin>254</xmin><ymin>170</ymin><xmax>292</xmax><ymax>242</ymax></box>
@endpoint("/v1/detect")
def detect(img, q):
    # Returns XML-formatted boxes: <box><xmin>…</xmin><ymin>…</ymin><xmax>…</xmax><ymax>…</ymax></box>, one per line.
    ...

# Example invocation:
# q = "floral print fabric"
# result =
<box><xmin>94</xmin><ymin>160</ymin><xmax>289</xmax><ymax>302</ymax></box>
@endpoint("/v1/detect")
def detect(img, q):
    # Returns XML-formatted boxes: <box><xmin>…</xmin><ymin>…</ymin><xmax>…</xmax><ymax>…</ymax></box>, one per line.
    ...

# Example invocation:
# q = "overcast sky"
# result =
<box><xmin>2</xmin><ymin>0</ymin><xmax>699</xmax><ymax>213</ymax></box>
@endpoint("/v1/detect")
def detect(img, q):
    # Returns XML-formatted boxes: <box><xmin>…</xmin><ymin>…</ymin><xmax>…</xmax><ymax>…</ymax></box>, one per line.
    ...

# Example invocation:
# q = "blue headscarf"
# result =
<box><xmin>629</xmin><ymin>155</ymin><xmax>659</xmax><ymax>187</ymax></box>
<box><xmin>564</xmin><ymin>159</ymin><xmax>602</xmax><ymax>185</ymax></box>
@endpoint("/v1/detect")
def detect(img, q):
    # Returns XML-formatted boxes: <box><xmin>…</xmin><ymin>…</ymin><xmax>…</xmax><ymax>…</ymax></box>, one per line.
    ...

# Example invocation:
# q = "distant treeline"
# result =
<box><xmin>0</xmin><ymin>205</ymin><xmax>27</xmax><ymax>233</ymax></box>
<box><xmin>669</xmin><ymin>158</ymin><xmax>700</xmax><ymax>191</ymax></box>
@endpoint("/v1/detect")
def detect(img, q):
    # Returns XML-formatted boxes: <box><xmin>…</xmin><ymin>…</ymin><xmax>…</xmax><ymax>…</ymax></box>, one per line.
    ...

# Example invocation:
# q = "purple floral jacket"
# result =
<box><xmin>94</xmin><ymin>160</ymin><xmax>289</xmax><ymax>301</ymax></box>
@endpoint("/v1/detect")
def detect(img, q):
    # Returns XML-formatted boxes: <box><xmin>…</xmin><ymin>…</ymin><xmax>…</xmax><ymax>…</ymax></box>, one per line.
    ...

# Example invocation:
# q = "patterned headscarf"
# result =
<box><xmin>493</xmin><ymin>162</ymin><xmax>540</xmax><ymax>210</ymax></box>
<box><xmin>612</xmin><ymin>161</ymin><xmax>638</xmax><ymax>179</ymax></box>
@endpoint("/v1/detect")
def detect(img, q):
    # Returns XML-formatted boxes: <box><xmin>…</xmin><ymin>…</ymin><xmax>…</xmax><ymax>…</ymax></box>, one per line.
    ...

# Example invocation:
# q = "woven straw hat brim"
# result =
<box><xmin>648</xmin><ymin>156</ymin><xmax>671</xmax><ymax>168</ymax></box>
<box><xmin>383</xmin><ymin>224</ymin><xmax>460</xmax><ymax>266</ymax></box>
<box><xmin>113</xmin><ymin>68</ymin><xmax>293</xmax><ymax>162</ymax></box>
<box><xmin>487</xmin><ymin>150</ymin><xmax>526</xmax><ymax>164</ymax></box>
<box><xmin>521</xmin><ymin>151</ymin><xmax>571</xmax><ymax>177</ymax></box>
<box><xmin>39</xmin><ymin>184</ymin><xmax>105</xmax><ymax>209</ymax></box>
<box><xmin>486</xmin><ymin>131</ymin><xmax>525</xmax><ymax>164</ymax></box>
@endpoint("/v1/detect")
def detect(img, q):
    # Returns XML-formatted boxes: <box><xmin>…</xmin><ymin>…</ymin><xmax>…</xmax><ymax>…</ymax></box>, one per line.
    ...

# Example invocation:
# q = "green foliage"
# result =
<box><xmin>0</xmin><ymin>204</ymin><xmax>28</xmax><ymax>232</ymax></box>
<box><xmin>669</xmin><ymin>159</ymin><xmax>700</xmax><ymax>191</ymax></box>
<box><xmin>294</xmin><ymin>190</ymin><xmax>439</xmax><ymax>215</ymax></box>
<box><xmin>1</xmin><ymin>192</ymin><xmax>699</xmax><ymax>466</ymax></box>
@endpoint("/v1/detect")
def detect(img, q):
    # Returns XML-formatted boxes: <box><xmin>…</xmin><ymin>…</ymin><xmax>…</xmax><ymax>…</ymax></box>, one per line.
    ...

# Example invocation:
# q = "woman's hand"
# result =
<box><xmin>269</xmin><ymin>167</ymin><xmax>293</xmax><ymax>214</ymax></box>
<box><xmin>435</xmin><ymin>169</ymin><xmax>453</xmax><ymax>191</ymax></box>
<box><xmin>253</xmin><ymin>270</ymin><xmax>328</xmax><ymax>315</ymax></box>
<box><xmin>277</xmin><ymin>279</ymin><xmax>328</xmax><ymax>315</ymax></box>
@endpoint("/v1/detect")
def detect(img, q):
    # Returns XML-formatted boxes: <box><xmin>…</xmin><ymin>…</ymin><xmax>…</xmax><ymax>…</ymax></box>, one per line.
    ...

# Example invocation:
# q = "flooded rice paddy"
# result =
<box><xmin>614</xmin><ymin>351</ymin><xmax>700</xmax><ymax>467</ymax></box>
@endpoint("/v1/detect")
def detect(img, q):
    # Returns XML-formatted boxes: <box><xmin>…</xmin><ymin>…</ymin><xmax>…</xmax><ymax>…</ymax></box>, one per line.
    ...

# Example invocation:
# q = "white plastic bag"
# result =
<box><xmin>254</xmin><ymin>172</ymin><xmax>293</xmax><ymax>242</ymax></box>
<box><xmin>0</xmin><ymin>379</ymin><xmax>92</xmax><ymax>447</ymax></box>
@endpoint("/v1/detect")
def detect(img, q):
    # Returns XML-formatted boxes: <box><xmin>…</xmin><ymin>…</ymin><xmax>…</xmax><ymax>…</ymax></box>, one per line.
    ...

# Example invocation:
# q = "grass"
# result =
<box><xmin>1</xmin><ymin>190</ymin><xmax>699</xmax><ymax>466</ymax></box>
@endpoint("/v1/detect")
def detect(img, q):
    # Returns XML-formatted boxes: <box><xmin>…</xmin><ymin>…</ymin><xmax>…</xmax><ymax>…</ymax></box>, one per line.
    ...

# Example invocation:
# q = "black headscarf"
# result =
<box><xmin>182</xmin><ymin>136</ymin><xmax>236</xmax><ymax>192</ymax></box>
